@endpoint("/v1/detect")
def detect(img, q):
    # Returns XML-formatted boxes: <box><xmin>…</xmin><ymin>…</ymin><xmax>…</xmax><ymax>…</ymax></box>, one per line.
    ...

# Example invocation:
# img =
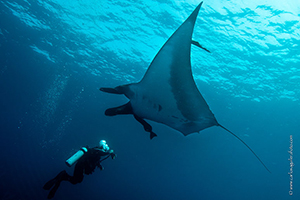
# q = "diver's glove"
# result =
<box><xmin>111</xmin><ymin>152</ymin><xmax>116</xmax><ymax>159</ymax></box>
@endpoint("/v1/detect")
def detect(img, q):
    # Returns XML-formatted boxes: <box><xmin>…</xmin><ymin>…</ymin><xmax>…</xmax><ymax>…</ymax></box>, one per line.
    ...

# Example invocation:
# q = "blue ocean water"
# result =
<box><xmin>0</xmin><ymin>0</ymin><xmax>299</xmax><ymax>199</ymax></box>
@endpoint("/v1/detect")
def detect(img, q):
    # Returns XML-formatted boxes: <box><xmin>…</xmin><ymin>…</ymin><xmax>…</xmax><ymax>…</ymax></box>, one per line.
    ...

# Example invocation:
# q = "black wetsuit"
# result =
<box><xmin>43</xmin><ymin>147</ymin><xmax>115</xmax><ymax>199</ymax></box>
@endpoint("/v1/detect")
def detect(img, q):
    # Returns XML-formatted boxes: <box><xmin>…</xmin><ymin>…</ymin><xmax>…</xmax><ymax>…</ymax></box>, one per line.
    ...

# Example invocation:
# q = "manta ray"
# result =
<box><xmin>100</xmin><ymin>2</ymin><xmax>270</xmax><ymax>172</ymax></box>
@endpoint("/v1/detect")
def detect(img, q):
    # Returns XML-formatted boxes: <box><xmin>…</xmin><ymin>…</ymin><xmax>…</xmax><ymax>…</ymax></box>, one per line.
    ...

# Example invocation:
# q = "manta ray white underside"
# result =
<box><xmin>102</xmin><ymin>2</ymin><xmax>218</xmax><ymax>136</ymax></box>
<box><xmin>100</xmin><ymin>2</ymin><xmax>270</xmax><ymax>172</ymax></box>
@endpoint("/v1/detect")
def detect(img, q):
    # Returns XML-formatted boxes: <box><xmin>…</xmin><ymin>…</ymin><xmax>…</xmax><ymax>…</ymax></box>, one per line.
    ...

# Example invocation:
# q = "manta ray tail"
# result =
<box><xmin>218</xmin><ymin>124</ymin><xmax>271</xmax><ymax>173</ymax></box>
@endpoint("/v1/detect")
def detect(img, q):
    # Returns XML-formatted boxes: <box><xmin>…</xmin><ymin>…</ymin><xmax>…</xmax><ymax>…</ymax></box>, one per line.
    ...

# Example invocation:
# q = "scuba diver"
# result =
<box><xmin>43</xmin><ymin>140</ymin><xmax>116</xmax><ymax>199</ymax></box>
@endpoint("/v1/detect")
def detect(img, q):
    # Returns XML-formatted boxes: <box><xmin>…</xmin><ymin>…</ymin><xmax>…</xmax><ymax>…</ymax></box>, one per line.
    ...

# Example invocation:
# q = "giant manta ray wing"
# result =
<box><xmin>100</xmin><ymin>2</ymin><xmax>271</xmax><ymax>172</ymax></box>
<box><xmin>101</xmin><ymin>2</ymin><xmax>217</xmax><ymax>135</ymax></box>
<box><xmin>127</xmin><ymin>2</ymin><xmax>218</xmax><ymax>135</ymax></box>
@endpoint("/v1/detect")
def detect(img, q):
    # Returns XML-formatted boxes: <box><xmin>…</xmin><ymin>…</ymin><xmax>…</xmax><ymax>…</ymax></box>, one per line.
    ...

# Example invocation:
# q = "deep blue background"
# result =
<box><xmin>1</xmin><ymin>0</ymin><xmax>299</xmax><ymax>199</ymax></box>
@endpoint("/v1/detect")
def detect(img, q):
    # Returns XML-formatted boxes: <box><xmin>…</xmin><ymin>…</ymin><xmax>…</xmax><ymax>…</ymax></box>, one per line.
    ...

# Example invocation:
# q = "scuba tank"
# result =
<box><xmin>65</xmin><ymin>147</ymin><xmax>88</xmax><ymax>167</ymax></box>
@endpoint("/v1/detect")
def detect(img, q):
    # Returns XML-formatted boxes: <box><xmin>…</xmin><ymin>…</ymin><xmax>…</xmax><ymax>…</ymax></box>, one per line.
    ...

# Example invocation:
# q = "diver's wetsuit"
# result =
<box><xmin>43</xmin><ymin>147</ymin><xmax>115</xmax><ymax>199</ymax></box>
